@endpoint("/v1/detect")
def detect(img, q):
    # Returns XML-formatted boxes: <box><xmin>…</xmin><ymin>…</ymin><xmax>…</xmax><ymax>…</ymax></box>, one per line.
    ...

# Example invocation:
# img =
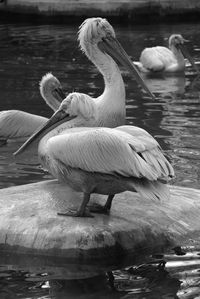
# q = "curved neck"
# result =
<box><xmin>89</xmin><ymin>44</ymin><xmax>123</xmax><ymax>85</ymax></box>
<box><xmin>88</xmin><ymin>45</ymin><xmax>126</xmax><ymax>126</ymax></box>
<box><xmin>42</xmin><ymin>90</ymin><xmax>61</xmax><ymax>112</ymax></box>
<box><xmin>170</xmin><ymin>44</ymin><xmax>184</xmax><ymax>62</ymax></box>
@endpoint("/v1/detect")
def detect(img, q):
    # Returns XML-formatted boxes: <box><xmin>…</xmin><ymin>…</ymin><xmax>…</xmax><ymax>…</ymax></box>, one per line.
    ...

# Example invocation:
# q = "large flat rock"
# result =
<box><xmin>0</xmin><ymin>180</ymin><xmax>200</xmax><ymax>279</ymax></box>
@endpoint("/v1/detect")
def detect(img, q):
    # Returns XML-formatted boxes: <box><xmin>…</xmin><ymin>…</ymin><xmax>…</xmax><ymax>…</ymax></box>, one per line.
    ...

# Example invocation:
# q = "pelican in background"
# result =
<box><xmin>15</xmin><ymin>93</ymin><xmax>174</xmax><ymax>217</ymax></box>
<box><xmin>135</xmin><ymin>34</ymin><xmax>198</xmax><ymax>74</ymax></box>
<box><xmin>0</xmin><ymin>73</ymin><xmax>65</xmax><ymax>142</ymax></box>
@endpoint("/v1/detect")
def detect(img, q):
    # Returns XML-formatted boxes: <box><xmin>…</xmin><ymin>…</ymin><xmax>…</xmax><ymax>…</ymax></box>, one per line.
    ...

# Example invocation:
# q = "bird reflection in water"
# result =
<box><xmin>142</xmin><ymin>74</ymin><xmax>186</xmax><ymax>96</ymax></box>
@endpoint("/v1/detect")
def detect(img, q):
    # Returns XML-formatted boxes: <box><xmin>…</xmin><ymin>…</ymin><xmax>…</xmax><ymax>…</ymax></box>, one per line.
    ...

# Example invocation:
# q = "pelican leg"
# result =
<box><xmin>57</xmin><ymin>193</ymin><xmax>93</xmax><ymax>217</ymax></box>
<box><xmin>89</xmin><ymin>194</ymin><xmax>115</xmax><ymax>214</ymax></box>
<box><xmin>104</xmin><ymin>194</ymin><xmax>115</xmax><ymax>211</ymax></box>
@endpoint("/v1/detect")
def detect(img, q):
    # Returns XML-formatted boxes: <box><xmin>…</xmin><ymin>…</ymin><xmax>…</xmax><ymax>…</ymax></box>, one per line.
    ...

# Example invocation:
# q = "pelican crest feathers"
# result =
<box><xmin>78</xmin><ymin>17</ymin><xmax>115</xmax><ymax>55</ymax></box>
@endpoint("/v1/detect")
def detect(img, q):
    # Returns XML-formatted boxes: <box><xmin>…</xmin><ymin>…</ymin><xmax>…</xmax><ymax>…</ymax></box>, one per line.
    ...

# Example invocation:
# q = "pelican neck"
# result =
<box><xmin>42</xmin><ymin>89</ymin><xmax>61</xmax><ymax>112</ymax></box>
<box><xmin>170</xmin><ymin>44</ymin><xmax>184</xmax><ymax>62</ymax></box>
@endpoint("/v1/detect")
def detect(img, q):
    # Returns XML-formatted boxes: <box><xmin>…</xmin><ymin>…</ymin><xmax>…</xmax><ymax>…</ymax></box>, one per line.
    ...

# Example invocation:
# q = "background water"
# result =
<box><xmin>0</xmin><ymin>21</ymin><xmax>200</xmax><ymax>298</ymax></box>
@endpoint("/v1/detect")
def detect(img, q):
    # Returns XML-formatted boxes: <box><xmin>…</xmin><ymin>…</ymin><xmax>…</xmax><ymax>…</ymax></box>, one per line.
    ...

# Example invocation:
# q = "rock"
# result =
<box><xmin>0</xmin><ymin>180</ymin><xmax>200</xmax><ymax>279</ymax></box>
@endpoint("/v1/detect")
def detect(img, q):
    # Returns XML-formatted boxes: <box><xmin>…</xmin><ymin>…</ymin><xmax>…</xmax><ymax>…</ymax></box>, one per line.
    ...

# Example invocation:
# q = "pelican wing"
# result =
<box><xmin>140</xmin><ymin>46</ymin><xmax>176</xmax><ymax>71</ymax></box>
<box><xmin>46</xmin><ymin>126</ymin><xmax>173</xmax><ymax>181</ymax></box>
<box><xmin>0</xmin><ymin>110</ymin><xmax>47</xmax><ymax>139</ymax></box>
<box><xmin>116</xmin><ymin>125</ymin><xmax>174</xmax><ymax>180</ymax></box>
<box><xmin>115</xmin><ymin>125</ymin><xmax>159</xmax><ymax>151</ymax></box>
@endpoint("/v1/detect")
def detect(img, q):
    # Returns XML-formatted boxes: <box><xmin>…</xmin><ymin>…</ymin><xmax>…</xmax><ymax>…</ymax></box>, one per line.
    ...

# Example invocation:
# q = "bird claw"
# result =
<box><xmin>57</xmin><ymin>208</ymin><xmax>94</xmax><ymax>218</ymax></box>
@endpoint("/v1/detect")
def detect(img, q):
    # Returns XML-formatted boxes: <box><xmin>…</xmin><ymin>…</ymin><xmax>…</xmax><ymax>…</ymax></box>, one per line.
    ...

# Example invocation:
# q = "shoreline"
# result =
<box><xmin>1</xmin><ymin>0</ymin><xmax>200</xmax><ymax>24</ymax></box>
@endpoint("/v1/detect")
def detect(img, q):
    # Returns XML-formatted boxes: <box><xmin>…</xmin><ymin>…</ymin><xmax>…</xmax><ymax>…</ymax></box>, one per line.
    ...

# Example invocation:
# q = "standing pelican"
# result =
<box><xmin>0</xmin><ymin>73</ymin><xmax>65</xmax><ymax>142</ymax></box>
<box><xmin>15</xmin><ymin>93</ymin><xmax>174</xmax><ymax>217</ymax></box>
<box><xmin>135</xmin><ymin>34</ymin><xmax>198</xmax><ymax>73</ymax></box>
<box><xmin>74</xmin><ymin>17</ymin><xmax>154</xmax><ymax>129</ymax></box>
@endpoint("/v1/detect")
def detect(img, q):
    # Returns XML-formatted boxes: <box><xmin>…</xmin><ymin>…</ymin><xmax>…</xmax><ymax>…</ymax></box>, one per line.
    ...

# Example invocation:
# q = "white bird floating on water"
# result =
<box><xmin>15</xmin><ymin>92</ymin><xmax>174</xmax><ymax>217</ymax></box>
<box><xmin>135</xmin><ymin>34</ymin><xmax>198</xmax><ymax>74</ymax></box>
<box><xmin>0</xmin><ymin>73</ymin><xmax>65</xmax><ymax>142</ymax></box>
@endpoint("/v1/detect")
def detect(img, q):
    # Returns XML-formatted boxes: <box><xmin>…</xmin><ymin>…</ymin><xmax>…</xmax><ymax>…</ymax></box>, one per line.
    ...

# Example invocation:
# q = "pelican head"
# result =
<box><xmin>169</xmin><ymin>34</ymin><xmax>198</xmax><ymax>73</ymax></box>
<box><xmin>59</xmin><ymin>92</ymin><xmax>97</xmax><ymax>120</ymax></box>
<box><xmin>169</xmin><ymin>34</ymin><xmax>188</xmax><ymax>48</ymax></box>
<box><xmin>78</xmin><ymin>17</ymin><xmax>115</xmax><ymax>57</ymax></box>
<box><xmin>39</xmin><ymin>73</ymin><xmax>66</xmax><ymax>110</ymax></box>
<box><xmin>78</xmin><ymin>17</ymin><xmax>155</xmax><ymax>99</ymax></box>
<box><xmin>14</xmin><ymin>93</ymin><xmax>96</xmax><ymax>156</ymax></box>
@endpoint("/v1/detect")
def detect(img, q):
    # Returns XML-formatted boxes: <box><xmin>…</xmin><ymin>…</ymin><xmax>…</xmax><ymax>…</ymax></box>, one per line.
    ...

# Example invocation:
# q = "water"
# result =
<box><xmin>0</xmin><ymin>21</ymin><xmax>200</xmax><ymax>298</ymax></box>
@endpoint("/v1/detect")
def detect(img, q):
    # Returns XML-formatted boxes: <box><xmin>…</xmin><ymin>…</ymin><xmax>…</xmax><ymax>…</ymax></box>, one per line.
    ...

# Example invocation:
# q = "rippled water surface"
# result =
<box><xmin>0</xmin><ymin>21</ymin><xmax>200</xmax><ymax>298</ymax></box>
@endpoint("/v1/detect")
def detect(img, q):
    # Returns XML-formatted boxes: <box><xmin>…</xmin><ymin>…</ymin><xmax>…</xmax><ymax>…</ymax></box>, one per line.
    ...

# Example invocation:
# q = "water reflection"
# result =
<box><xmin>142</xmin><ymin>74</ymin><xmax>186</xmax><ymax>95</ymax></box>
<box><xmin>1</xmin><ymin>247</ymin><xmax>200</xmax><ymax>298</ymax></box>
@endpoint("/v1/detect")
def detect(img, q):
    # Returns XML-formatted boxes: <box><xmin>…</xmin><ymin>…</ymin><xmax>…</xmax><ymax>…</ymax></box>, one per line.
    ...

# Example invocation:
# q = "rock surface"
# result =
<box><xmin>0</xmin><ymin>179</ymin><xmax>200</xmax><ymax>280</ymax></box>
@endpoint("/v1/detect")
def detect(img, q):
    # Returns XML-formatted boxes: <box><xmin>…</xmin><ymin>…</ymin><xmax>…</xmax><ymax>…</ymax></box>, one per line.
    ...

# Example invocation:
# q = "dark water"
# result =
<box><xmin>0</xmin><ymin>21</ymin><xmax>200</xmax><ymax>298</ymax></box>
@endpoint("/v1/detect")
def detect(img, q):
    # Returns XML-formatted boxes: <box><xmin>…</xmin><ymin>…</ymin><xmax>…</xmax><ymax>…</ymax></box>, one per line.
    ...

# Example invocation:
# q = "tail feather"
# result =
<box><xmin>128</xmin><ymin>178</ymin><xmax>170</xmax><ymax>201</ymax></box>
<box><xmin>142</xmin><ymin>149</ymin><xmax>174</xmax><ymax>179</ymax></box>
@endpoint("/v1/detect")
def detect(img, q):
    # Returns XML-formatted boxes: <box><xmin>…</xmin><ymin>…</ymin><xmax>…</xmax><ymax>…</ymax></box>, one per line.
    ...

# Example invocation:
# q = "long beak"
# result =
<box><xmin>52</xmin><ymin>87</ymin><xmax>66</xmax><ymax>102</ymax></box>
<box><xmin>178</xmin><ymin>43</ymin><xmax>199</xmax><ymax>74</ymax></box>
<box><xmin>14</xmin><ymin>110</ymin><xmax>76</xmax><ymax>156</ymax></box>
<box><xmin>98</xmin><ymin>36</ymin><xmax>156</xmax><ymax>100</ymax></box>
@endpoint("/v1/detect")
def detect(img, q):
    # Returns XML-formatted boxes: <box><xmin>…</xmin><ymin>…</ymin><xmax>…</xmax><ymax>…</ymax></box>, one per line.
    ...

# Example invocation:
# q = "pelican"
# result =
<box><xmin>15</xmin><ymin>93</ymin><xmax>174</xmax><ymax>217</ymax></box>
<box><xmin>0</xmin><ymin>73</ymin><xmax>65</xmax><ymax>142</ymax></box>
<box><xmin>73</xmin><ymin>17</ymin><xmax>154</xmax><ymax>129</ymax></box>
<box><xmin>135</xmin><ymin>34</ymin><xmax>198</xmax><ymax>73</ymax></box>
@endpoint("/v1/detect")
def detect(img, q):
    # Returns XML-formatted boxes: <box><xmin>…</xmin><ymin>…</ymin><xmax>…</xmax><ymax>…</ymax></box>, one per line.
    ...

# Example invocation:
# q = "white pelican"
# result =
<box><xmin>74</xmin><ymin>17</ymin><xmax>155</xmax><ymax>129</ymax></box>
<box><xmin>0</xmin><ymin>73</ymin><xmax>65</xmax><ymax>142</ymax></box>
<box><xmin>135</xmin><ymin>34</ymin><xmax>198</xmax><ymax>73</ymax></box>
<box><xmin>15</xmin><ymin>93</ymin><xmax>174</xmax><ymax>217</ymax></box>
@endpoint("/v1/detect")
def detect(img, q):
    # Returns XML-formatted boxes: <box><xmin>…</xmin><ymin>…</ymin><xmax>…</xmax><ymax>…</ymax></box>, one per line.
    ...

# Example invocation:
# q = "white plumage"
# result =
<box><xmin>46</xmin><ymin>126</ymin><xmax>172</xmax><ymax>181</ymax></box>
<box><xmin>135</xmin><ymin>34</ymin><xmax>197</xmax><ymax>73</ymax></box>
<box><xmin>15</xmin><ymin>92</ymin><xmax>174</xmax><ymax>217</ymax></box>
<box><xmin>0</xmin><ymin>110</ymin><xmax>47</xmax><ymax>141</ymax></box>
<box><xmin>0</xmin><ymin>73</ymin><xmax>65</xmax><ymax>142</ymax></box>
<box><xmin>74</xmin><ymin>17</ymin><xmax>154</xmax><ymax>128</ymax></box>
<box><xmin>14</xmin><ymin>18</ymin><xmax>168</xmax><ymax>217</ymax></box>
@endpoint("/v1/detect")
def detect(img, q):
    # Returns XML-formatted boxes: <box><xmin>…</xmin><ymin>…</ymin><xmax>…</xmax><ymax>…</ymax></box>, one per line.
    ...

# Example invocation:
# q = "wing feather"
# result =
<box><xmin>0</xmin><ymin>110</ymin><xmax>47</xmax><ymax>139</ymax></box>
<box><xmin>140</xmin><ymin>46</ymin><xmax>176</xmax><ymax>71</ymax></box>
<box><xmin>46</xmin><ymin>126</ymin><xmax>173</xmax><ymax>181</ymax></box>
<box><xmin>115</xmin><ymin>125</ymin><xmax>174</xmax><ymax>179</ymax></box>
